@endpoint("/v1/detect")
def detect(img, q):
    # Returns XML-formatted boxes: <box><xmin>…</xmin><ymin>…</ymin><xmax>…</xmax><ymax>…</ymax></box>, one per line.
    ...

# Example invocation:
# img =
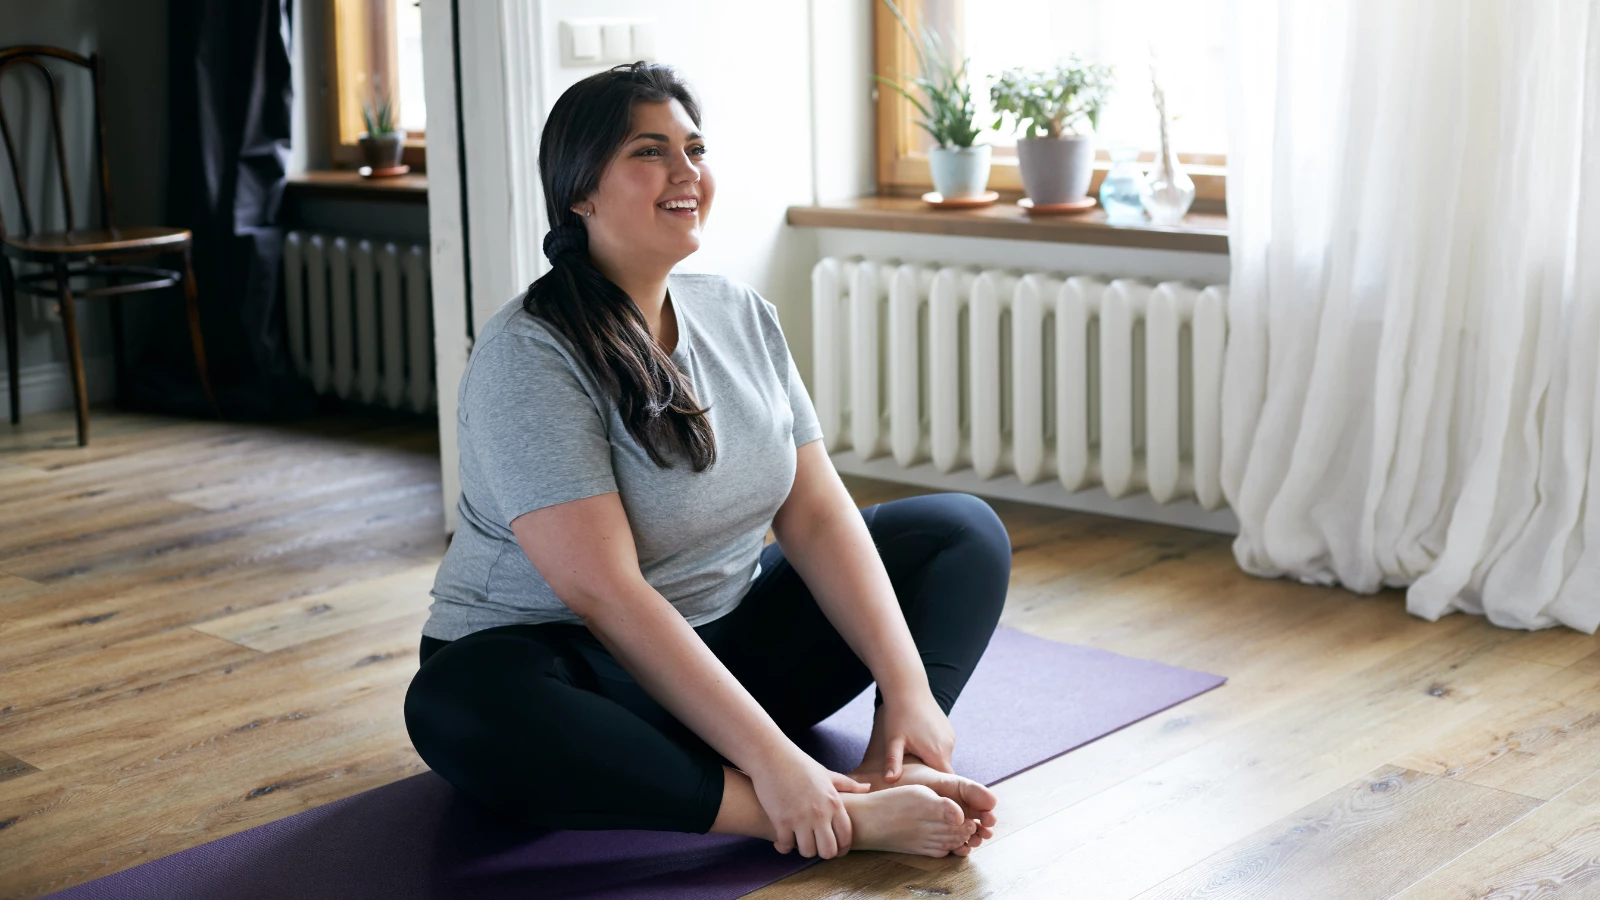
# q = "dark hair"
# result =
<box><xmin>525</xmin><ymin>61</ymin><xmax>716</xmax><ymax>472</ymax></box>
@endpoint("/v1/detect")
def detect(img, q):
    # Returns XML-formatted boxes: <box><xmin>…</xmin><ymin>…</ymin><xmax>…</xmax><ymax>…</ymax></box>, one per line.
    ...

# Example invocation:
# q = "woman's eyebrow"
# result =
<box><xmin>628</xmin><ymin>131</ymin><xmax>704</xmax><ymax>143</ymax></box>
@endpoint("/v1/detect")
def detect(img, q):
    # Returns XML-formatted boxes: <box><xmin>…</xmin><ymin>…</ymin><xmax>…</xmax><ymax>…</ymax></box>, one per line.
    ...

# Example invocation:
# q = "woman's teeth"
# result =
<box><xmin>659</xmin><ymin>200</ymin><xmax>697</xmax><ymax>210</ymax></box>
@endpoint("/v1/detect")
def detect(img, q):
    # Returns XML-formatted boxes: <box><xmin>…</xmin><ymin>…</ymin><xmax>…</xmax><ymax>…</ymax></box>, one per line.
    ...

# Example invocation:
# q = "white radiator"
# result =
<box><xmin>811</xmin><ymin>256</ymin><xmax>1232</xmax><ymax>527</ymax></box>
<box><xmin>283</xmin><ymin>231</ymin><xmax>436</xmax><ymax>414</ymax></box>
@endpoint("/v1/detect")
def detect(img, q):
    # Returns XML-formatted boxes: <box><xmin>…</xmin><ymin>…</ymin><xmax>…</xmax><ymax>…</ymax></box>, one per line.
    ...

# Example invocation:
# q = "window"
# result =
<box><xmin>875</xmin><ymin>0</ymin><xmax>1226</xmax><ymax>209</ymax></box>
<box><xmin>329</xmin><ymin>0</ymin><xmax>427</xmax><ymax>169</ymax></box>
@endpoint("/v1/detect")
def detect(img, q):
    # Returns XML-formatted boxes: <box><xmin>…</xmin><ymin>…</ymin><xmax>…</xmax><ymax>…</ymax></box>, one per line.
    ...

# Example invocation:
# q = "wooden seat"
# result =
<box><xmin>3</xmin><ymin>227</ymin><xmax>192</xmax><ymax>261</ymax></box>
<box><xmin>0</xmin><ymin>45</ymin><xmax>222</xmax><ymax>446</ymax></box>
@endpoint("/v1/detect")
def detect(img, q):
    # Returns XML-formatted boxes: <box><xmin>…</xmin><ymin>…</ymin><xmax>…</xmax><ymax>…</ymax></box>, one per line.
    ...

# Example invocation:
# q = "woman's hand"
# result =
<box><xmin>877</xmin><ymin>690</ymin><xmax>956</xmax><ymax>781</ymax></box>
<box><xmin>747</xmin><ymin>749</ymin><xmax>870</xmax><ymax>858</ymax></box>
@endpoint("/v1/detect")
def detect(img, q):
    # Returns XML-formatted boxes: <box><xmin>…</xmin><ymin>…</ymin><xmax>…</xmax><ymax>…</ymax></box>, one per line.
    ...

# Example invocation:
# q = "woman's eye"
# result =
<box><xmin>638</xmin><ymin>146</ymin><xmax>708</xmax><ymax>157</ymax></box>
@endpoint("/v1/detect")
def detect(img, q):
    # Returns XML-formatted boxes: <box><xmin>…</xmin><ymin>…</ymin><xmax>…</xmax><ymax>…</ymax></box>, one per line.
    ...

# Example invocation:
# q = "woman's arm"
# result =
<box><xmin>769</xmin><ymin>440</ymin><xmax>952</xmax><ymax>777</ymax></box>
<box><xmin>510</xmin><ymin>491</ymin><xmax>865</xmax><ymax>857</ymax></box>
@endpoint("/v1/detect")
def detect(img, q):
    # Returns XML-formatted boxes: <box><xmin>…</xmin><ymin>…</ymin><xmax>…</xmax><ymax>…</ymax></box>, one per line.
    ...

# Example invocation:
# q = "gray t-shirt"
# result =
<box><xmin>423</xmin><ymin>272</ymin><xmax>824</xmax><ymax>641</ymax></box>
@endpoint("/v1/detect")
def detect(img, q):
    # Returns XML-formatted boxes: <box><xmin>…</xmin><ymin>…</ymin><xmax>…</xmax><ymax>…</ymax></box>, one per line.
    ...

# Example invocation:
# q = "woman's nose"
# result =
<box><xmin>670</xmin><ymin>151</ymin><xmax>700</xmax><ymax>183</ymax></box>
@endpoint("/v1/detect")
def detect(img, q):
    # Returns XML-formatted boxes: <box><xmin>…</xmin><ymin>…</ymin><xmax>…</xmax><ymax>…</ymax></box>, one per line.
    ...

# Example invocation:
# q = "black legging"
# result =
<box><xmin>403</xmin><ymin>492</ymin><xmax>1011</xmax><ymax>834</ymax></box>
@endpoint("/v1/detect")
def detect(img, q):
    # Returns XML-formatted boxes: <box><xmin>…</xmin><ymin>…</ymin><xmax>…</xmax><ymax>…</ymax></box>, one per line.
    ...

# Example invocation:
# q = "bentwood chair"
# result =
<box><xmin>0</xmin><ymin>44</ymin><xmax>221</xmax><ymax>446</ymax></box>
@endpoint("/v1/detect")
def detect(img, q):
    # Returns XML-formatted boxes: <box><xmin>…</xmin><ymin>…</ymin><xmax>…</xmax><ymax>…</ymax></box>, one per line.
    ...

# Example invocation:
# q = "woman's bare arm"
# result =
<box><xmin>511</xmin><ymin>491</ymin><xmax>792</xmax><ymax>769</ymax></box>
<box><xmin>769</xmin><ymin>441</ymin><xmax>930</xmax><ymax>703</ymax></box>
<box><xmin>509</xmin><ymin>491</ymin><xmax>863</xmax><ymax>856</ymax></box>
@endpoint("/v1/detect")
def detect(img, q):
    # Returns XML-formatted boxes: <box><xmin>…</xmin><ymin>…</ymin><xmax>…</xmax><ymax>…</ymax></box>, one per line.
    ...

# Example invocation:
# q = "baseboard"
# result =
<box><xmin>0</xmin><ymin>356</ymin><xmax>118</xmax><ymax>418</ymax></box>
<box><xmin>828</xmin><ymin>449</ymin><xmax>1240</xmax><ymax>536</ymax></box>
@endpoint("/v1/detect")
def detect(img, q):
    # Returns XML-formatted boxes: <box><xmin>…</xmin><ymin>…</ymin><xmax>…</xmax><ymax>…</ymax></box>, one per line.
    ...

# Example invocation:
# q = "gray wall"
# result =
<box><xmin>0</xmin><ymin>0</ymin><xmax>170</xmax><ymax>413</ymax></box>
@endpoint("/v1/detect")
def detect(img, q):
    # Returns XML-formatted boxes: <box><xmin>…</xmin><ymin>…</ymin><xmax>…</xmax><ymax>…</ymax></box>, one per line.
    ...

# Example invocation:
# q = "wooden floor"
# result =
<box><xmin>1</xmin><ymin>409</ymin><xmax>1597</xmax><ymax>899</ymax></box>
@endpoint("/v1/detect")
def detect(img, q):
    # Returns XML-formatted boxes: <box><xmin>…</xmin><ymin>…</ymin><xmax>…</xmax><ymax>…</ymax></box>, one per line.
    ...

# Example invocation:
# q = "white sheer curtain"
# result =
<box><xmin>1220</xmin><ymin>0</ymin><xmax>1600</xmax><ymax>632</ymax></box>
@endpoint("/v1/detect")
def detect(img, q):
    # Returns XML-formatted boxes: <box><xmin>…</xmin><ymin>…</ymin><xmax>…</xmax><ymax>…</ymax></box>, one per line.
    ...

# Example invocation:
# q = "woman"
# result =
<box><xmin>404</xmin><ymin>61</ymin><xmax>1011</xmax><ymax>861</ymax></box>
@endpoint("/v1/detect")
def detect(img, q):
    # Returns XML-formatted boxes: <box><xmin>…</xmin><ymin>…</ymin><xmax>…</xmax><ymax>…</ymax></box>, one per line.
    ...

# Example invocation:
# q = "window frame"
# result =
<box><xmin>873</xmin><ymin>0</ymin><xmax>1225</xmax><ymax>211</ymax></box>
<box><xmin>327</xmin><ymin>0</ymin><xmax>427</xmax><ymax>170</ymax></box>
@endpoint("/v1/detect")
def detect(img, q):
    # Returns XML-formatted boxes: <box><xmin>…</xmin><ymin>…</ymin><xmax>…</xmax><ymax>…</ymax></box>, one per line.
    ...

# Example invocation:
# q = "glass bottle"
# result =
<box><xmin>1142</xmin><ymin>78</ymin><xmax>1195</xmax><ymax>224</ymax></box>
<box><xmin>1099</xmin><ymin>142</ymin><xmax>1151</xmax><ymax>223</ymax></box>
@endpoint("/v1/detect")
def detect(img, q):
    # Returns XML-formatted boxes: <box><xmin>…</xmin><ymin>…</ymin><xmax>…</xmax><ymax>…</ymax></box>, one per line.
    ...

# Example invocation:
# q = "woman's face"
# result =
<box><xmin>578</xmin><ymin>98</ymin><xmax>714</xmax><ymax>270</ymax></box>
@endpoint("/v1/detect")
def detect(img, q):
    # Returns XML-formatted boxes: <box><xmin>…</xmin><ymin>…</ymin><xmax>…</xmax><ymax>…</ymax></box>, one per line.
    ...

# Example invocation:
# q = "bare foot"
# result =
<box><xmin>851</xmin><ymin>760</ymin><xmax>997</xmax><ymax>855</ymax></box>
<box><xmin>852</xmin><ymin>761</ymin><xmax>998</xmax><ymax>826</ymax></box>
<box><xmin>840</xmin><ymin>784</ymin><xmax>974</xmax><ymax>857</ymax></box>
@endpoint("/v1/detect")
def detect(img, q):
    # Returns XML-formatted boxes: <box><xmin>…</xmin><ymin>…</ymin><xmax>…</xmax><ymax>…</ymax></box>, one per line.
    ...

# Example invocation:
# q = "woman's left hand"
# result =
<box><xmin>878</xmin><ymin>690</ymin><xmax>956</xmax><ymax>781</ymax></box>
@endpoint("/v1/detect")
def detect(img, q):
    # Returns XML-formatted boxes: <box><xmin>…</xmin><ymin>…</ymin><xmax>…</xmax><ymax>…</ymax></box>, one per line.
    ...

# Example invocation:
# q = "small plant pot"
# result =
<box><xmin>1016</xmin><ymin>134</ymin><xmax>1094</xmax><ymax>205</ymax></box>
<box><xmin>358</xmin><ymin>130</ymin><xmax>407</xmax><ymax>170</ymax></box>
<box><xmin>927</xmin><ymin>144</ymin><xmax>992</xmax><ymax>200</ymax></box>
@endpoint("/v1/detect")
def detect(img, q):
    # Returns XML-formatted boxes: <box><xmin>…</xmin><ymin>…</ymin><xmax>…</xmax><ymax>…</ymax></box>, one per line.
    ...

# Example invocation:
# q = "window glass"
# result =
<box><xmin>394</xmin><ymin>0</ymin><xmax>426</xmax><ymax>133</ymax></box>
<box><xmin>953</xmin><ymin>0</ymin><xmax>1226</xmax><ymax>157</ymax></box>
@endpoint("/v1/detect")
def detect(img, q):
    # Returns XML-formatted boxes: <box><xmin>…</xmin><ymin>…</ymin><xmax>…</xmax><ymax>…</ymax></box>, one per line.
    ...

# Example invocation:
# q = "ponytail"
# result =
<box><xmin>523</xmin><ymin>213</ymin><xmax>716</xmax><ymax>472</ymax></box>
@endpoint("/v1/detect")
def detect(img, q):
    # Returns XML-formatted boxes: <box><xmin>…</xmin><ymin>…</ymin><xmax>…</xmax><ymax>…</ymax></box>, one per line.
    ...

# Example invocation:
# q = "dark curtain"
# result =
<box><xmin>125</xmin><ymin>0</ymin><xmax>315</xmax><ymax>419</ymax></box>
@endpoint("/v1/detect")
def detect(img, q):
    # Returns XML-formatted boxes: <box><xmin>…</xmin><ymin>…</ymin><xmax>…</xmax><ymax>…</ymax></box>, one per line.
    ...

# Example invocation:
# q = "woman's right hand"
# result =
<box><xmin>748</xmin><ymin>749</ymin><xmax>871</xmax><ymax>858</ymax></box>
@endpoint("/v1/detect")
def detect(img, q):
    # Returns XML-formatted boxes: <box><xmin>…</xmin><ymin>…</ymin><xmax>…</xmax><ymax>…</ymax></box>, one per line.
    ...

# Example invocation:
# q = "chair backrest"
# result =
<box><xmin>0</xmin><ymin>45</ymin><xmax>113</xmax><ymax>240</ymax></box>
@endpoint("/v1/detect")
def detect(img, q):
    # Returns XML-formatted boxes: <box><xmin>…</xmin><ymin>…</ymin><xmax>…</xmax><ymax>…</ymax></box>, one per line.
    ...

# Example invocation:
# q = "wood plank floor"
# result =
<box><xmin>2</xmin><ymin>408</ymin><xmax>1597</xmax><ymax>899</ymax></box>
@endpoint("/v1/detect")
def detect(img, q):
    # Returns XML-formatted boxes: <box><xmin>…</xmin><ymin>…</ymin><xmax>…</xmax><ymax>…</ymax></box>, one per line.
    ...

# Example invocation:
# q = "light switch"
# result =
<box><xmin>631</xmin><ymin>20</ymin><xmax>657</xmax><ymax>61</ymax></box>
<box><xmin>566</xmin><ymin>21</ymin><xmax>601</xmax><ymax>62</ymax></box>
<box><xmin>601</xmin><ymin>22</ymin><xmax>632</xmax><ymax>61</ymax></box>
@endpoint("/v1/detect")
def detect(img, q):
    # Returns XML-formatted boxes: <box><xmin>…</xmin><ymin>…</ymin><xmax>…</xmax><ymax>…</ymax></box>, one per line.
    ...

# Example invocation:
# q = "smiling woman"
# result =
<box><xmin>530</xmin><ymin>66</ymin><xmax>717</xmax><ymax>468</ymax></box>
<box><xmin>402</xmin><ymin>61</ymin><xmax>1011</xmax><ymax>864</ymax></box>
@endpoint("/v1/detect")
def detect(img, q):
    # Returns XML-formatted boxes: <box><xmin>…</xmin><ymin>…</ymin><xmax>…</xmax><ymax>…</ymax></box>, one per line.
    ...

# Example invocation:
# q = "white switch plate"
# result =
<box><xmin>561</xmin><ymin>20</ymin><xmax>601</xmax><ymax>65</ymax></box>
<box><xmin>559</xmin><ymin>17</ymin><xmax>658</xmax><ymax>67</ymax></box>
<box><xmin>630</xmin><ymin>20</ymin><xmax>656</xmax><ymax>60</ymax></box>
<box><xmin>600</xmin><ymin>22</ymin><xmax>631</xmax><ymax>61</ymax></box>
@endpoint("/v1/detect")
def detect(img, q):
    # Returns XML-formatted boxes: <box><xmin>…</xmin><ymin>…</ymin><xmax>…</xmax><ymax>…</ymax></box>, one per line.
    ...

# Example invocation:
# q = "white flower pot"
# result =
<box><xmin>927</xmin><ymin>144</ymin><xmax>992</xmax><ymax>199</ymax></box>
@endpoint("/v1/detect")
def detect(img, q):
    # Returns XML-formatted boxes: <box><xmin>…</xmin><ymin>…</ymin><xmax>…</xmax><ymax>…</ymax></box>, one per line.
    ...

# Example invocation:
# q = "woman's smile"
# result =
<box><xmin>657</xmin><ymin>195</ymin><xmax>700</xmax><ymax>220</ymax></box>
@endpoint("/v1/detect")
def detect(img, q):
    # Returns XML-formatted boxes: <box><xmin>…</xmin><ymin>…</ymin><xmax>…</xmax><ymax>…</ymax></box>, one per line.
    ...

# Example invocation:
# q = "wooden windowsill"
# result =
<box><xmin>786</xmin><ymin>196</ymin><xmax>1228</xmax><ymax>255</ymax></box>
<box><xmin>285</xmin><ymin>170</ymin><xmax>429</xmax><ymax>203</ymax></box>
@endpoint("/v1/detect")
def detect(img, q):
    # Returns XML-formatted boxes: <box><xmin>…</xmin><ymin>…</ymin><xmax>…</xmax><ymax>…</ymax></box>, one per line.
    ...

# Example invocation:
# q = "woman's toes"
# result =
<box><xmin>960</xmin><ymin>779</ymin><xmax>999</xmax><ymax>812</ymax></box>
<box><xmin>939</xmin><ymin>797</ymin><xmax>965</xmax><ymax>825</ymax></box>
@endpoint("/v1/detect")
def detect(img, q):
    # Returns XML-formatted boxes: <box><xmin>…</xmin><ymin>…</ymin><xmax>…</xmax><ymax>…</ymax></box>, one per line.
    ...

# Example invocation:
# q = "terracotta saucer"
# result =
<box><xmin>359</xmin><ymin>164</ymin><xmax>411</xmax><ymax>178</ymax></box>
<box><xmin>922</xmin><ymin>190</ymin><xmax>999</xmax><ymax>209</ymax></box>
<box><xmin>1018</xmin><ymin>196</ymin><xmax>1097</xmax><ymax>215</ymax></box>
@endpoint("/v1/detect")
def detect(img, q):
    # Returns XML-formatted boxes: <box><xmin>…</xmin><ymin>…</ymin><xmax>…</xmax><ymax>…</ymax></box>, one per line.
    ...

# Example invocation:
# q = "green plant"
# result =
<box><xmin>871</xmin><ymin>0</ymin><xmax>981</xmax><ymax>148</ymax></box>
<box><xmin>360</xmin><ymin>84</ymin><xmax>397</xmax><ymax>137</ymax></box>
<box><xmin>990</xmin><ymin>55</ymin><xmax>1115</xmax><ymax>139</ymax></box>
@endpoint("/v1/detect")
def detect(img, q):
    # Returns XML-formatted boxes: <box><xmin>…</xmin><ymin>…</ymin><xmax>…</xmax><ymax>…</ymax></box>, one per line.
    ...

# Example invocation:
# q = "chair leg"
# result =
<box><xmin>1</xmin><ymin>257</ymin><xmax>18</xmax><ymax>424</ymax></box>
<box><xmin>181</xmin><ymin>245</ymin><xmax>223</xmax><ymax>420</ymax></box>
<box><xmin>54</xmin><ymin>261</ymin><xmax>90</xmax><ymax>447</ymax></box>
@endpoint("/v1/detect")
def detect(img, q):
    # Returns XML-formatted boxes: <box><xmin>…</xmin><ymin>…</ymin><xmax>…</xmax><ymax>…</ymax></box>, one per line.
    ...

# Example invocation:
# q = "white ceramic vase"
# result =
<box><xmin>927</xmin><ymin>144</ymin><xmax>992</xmax><ymax>199</ymax></box>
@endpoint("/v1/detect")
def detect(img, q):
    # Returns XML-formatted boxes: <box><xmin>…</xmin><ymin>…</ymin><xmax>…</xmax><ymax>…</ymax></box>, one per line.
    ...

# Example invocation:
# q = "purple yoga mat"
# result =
<box><xmin>45</xmin><ymin>627</ymin><xmax>1224</xmax><ymax>900</ymax></box>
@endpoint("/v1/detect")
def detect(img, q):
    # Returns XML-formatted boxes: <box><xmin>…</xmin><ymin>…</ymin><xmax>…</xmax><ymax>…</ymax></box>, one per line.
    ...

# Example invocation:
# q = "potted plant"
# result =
<box><xmin>990</xmin><ymin>55</ymin><xmax>1114</xmax><ymax>205</ymax></box>
<box><xmin>872</xmin><ymin>0</ymin><xmax>989</xmax><ymax>200</ymax></box>
<box><xmin>358</xmin><ymin>85</ymin><xmax>407</xmax><ymax>174</ymax></box>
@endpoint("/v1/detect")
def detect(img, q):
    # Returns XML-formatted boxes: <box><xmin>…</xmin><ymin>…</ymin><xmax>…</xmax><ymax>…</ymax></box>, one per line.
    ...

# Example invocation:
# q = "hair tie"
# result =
<box><xmin>542</xmin><ymin>223</ymin><xmax>589</xmax><ymax>262</ymax></box>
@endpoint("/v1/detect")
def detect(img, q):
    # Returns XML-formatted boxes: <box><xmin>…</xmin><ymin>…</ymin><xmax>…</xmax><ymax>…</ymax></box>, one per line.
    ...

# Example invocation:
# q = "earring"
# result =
<box><xmin>585</xmin><ymin>211</ymin><xmax>592</xmax><ymax>217</ymax></box>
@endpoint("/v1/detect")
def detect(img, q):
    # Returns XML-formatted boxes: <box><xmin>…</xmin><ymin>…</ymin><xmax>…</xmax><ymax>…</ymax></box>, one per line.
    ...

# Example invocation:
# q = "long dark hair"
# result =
<box><xmin>525</xmin><ymin>62</ymin><xmax>716</xmax><ymax>472</ymax></box>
